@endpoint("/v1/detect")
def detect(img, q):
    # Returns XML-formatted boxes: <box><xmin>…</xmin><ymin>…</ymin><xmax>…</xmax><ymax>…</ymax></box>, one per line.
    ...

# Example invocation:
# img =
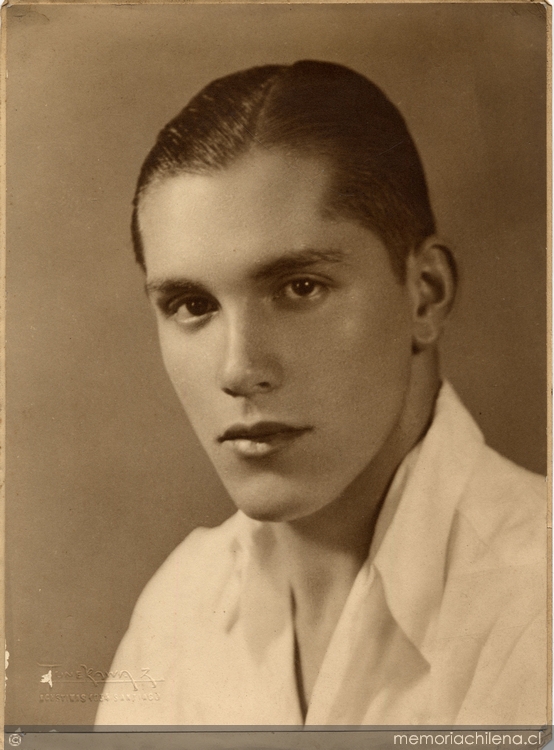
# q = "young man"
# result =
<box><xmin>96</xmin><ymin>61</ymin><xmax>547</xmax><ymax>726</ymax></box>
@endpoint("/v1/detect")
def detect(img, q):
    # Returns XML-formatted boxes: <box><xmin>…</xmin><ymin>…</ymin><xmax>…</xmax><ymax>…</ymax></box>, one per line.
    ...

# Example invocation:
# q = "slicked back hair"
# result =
<box><xmin>132</xmin><ymin>60</ymin><xmax>436</xmax><ymax>281</ymax></box>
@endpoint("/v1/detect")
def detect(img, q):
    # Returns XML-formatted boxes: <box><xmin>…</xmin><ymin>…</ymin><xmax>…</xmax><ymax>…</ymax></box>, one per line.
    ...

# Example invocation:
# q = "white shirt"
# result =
<box><xmin>96</xmin><ymin>383</ymin><xmax>548</xmax><ymax>726</ymax></box>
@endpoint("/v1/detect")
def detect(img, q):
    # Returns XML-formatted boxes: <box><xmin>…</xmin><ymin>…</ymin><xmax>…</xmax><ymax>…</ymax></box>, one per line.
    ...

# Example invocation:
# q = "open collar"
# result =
<box><xmin>233</xmin><ymin>382</ymin><xmax>485</xmax><ymax>668</ymax></box>
<box><xmin>371</xmin><ymin>381</ymin><xmax>484</xmax><ymax>662</ymax></box>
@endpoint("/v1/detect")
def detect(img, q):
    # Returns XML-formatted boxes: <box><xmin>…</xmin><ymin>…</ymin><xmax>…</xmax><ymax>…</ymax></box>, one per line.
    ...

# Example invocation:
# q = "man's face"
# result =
<box><xmin>140</xmin><ymin>149</ymin><xmax>416</xmax><ymax>522</ymax></box>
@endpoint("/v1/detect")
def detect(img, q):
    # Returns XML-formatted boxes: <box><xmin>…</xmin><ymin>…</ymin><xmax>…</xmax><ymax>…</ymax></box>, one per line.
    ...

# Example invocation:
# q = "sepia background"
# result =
<box><xmin>6</xmin><ymin>2</ymin><xmax>547</xmax><ymax>727</ymax></box>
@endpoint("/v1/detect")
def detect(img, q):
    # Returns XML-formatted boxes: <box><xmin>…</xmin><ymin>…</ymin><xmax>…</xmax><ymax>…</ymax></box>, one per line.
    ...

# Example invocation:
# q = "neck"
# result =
<box><xmin>273</xmin><ymin>353</ymin><xmax>440</xmax><ymax>608</ymax></box>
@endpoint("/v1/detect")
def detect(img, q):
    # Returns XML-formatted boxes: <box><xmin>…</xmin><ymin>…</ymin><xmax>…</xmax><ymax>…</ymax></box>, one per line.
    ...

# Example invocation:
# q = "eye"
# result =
<box><xmin>289</xmin><ymin>279</ymin><xmax>319</xmax><ymax>296</ymax></box>
<box><xmin>172</xmin><ymin>295</ymin><xmax>218</xmax><ymax>324</ymax></box>
<box><xmin>280</xmin><ymin>277</ymin><xmax>327</xmax><ymax>302</ymax></box>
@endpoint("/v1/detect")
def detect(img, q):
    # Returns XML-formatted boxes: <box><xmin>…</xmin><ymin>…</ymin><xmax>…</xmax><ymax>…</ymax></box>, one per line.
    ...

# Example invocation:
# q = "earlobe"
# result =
<box><xmin>407</xmin><ymin>238</ymin><xmax>457</xmax><ymax>353</ymax></box>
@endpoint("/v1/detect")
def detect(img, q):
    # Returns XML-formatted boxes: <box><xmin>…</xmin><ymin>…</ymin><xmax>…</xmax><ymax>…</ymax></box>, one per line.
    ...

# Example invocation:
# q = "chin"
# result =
<box><xmin>231</xmin><ymin>496</ymin><xmax>300</xmax><ymax>523</ymax></box>
<box><xmin>237</xmin><ymin>505</ymin><xmax>290</xmax><ymax>523</ymax></box>
<box><xmin>226</xmin><ymin>481</ymin><xmax>322</xmax><ymax>524</ymax></box>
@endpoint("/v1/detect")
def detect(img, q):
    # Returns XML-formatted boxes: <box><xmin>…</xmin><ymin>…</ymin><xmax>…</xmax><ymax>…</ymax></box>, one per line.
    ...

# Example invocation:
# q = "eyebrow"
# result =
<box><xmin>145</xmin><ymin>247</ymin><xmax>348</xmax><ymax>298</ymax></box>
<box><xmin>145</xmin><ymin>278</ymin><xmax>210</xmax><ymax>299</ymax></box>
<box><xmin>250</xmin><ymin>247</ymin><xmax>347</xmax><ymax>283</ymax></box>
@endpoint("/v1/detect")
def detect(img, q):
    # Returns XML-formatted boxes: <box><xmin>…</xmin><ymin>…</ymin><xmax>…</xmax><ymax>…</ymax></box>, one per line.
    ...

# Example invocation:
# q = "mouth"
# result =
<box><xmin>217</xmin><ymin>422</ymin><xmax>313</xmax><ymax>458</ymax></box>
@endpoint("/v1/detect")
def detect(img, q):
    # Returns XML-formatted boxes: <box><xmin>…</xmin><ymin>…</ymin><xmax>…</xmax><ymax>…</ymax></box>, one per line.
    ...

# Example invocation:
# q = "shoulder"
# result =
<box><xmin>95</xmin><ymin>513</ymin><xmax>248</xmax><ymax>724</ymax></box>
<box><xmin>472</xmin><ymin>444</ymin><xmax>545</xmax><ymax>503</ymax></box>
<box><xmin>443</xmin><ymin>443</ymin><xmax>547</xmax><ymax>637</ymax></box>
<box><xmin>430</xmin><ymin>383</ymin><xmax>546</xmax><ymax>562</ymax></box>
<box><xmin>133</xmin><ymin>511</ymin><xmax>246</xmax><ymax>623</ymax></box>
<box><xmin>446</xmin><ymin>450</ymin><xmax>548</xmax><ymax>724</ymax></box>
<box><xmin>101</xmin><ymin>512</ymin><xmax>248</xmax><ymax>681</ymax></box>
<box><xmin>456</xmin><ymin>445</ymin><xmax>547</xmax><ymax>565</ymax></box>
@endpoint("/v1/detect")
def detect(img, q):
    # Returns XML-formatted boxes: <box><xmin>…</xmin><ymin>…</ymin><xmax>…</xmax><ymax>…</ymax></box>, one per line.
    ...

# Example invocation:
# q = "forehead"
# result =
<box><xmin>138</xmin><ymin>149</ymin><xmax>391</xmax><ymax>286</ymax></box>
<box><xmin>140</xmin><ymin>150</ymin><xmax>332</xmax><ymax>264</ymax></box>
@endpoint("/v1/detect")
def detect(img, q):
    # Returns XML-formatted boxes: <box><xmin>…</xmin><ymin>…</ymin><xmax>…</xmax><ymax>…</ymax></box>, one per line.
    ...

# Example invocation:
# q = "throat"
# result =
<box><xmin>290</xmin><ymin>571</ymin><xmax>356</xmax><ymax>718</ymax></box>
<box><xmin>276</xmin><ymin>486</ymin><xmax>386</xmax><ymax>717</ymax></box>
<box><xmin>275</xmin><ymin>427</ymin><xmax>417</xmax><ymax>717</ymax></box>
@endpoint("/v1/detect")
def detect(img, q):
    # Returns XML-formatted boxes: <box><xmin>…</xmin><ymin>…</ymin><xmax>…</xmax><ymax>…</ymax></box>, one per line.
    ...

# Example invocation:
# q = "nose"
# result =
<box><xmin>219</xmin><ymin>306</ymin><xmax>283</xmax><ymax>398</ymax></box>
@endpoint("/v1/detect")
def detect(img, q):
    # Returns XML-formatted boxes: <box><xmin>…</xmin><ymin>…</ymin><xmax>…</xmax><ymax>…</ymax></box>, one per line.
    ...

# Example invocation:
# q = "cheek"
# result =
<box><xmin>358</xmin><ymin>299</ymin><xmax>413</xmax><ymax>380</ymax></box>
<box><xmin>157</xmin><ymin>327</ymin><xmax>216</xmax><ymax>413</ymax></box>
<box><xmin>314</xmin><ymin>306</ymin><xmax>413</xmax><ymax>463</ymax></box>
<box><xmin>294</xmin><ymin>291</ymin><xmax>412</xmax><ymax>395</ymax></box>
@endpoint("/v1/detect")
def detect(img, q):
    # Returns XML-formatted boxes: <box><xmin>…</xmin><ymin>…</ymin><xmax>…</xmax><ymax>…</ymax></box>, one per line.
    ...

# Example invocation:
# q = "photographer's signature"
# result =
<box><xmin>38</xmin><ymin>664</ymin><xmax>163</xmax><ymax>691</ymax></box>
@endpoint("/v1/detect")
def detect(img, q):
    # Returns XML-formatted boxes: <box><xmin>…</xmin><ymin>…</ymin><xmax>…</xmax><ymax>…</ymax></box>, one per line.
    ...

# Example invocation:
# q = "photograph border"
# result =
<box><xmin>2</xmin><ymin>1</ymin><xmax>551</xmax><ymax>746</ymax></box>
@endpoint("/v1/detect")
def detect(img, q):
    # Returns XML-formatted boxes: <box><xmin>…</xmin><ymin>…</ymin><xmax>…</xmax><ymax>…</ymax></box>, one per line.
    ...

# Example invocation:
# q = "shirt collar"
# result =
<box><xmin>234</xmin><ymin>381</ymin><xmax>485</xmax><ymax>665</ymax></box>
<box><xmin>371</xmin><ymin>381</ymin><xmax>484</xmax><ymax>662</ymax></box>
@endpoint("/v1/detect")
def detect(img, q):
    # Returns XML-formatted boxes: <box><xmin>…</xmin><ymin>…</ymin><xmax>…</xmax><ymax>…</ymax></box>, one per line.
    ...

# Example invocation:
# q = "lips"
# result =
<box><xmin>217</xmin><ymin>422</ymin><xmax>312</xmax><ymax>458</ymax></box>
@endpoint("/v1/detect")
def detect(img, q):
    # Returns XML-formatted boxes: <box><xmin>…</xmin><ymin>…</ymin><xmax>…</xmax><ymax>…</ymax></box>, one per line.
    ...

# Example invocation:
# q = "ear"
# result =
<box><xmin>405</xmin><ymin>237</ymin><xmax>457</xmax><ymax>353</ymax></box>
